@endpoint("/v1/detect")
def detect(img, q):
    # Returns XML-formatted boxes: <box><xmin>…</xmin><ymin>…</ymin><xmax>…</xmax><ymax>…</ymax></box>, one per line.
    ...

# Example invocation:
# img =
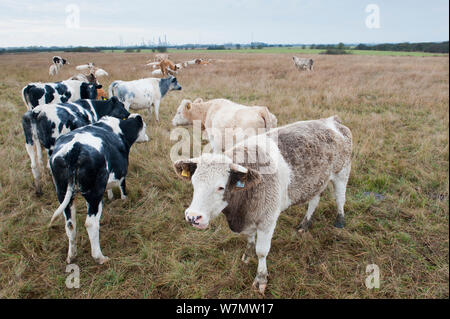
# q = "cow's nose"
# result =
<box><xmin>186</xmin><ymin>214</ymin><xmax>202</xmax><ymax>225</ymax></box>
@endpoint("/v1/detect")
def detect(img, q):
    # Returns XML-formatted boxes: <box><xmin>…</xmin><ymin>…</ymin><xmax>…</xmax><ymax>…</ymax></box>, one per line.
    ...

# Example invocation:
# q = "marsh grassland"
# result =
<box><xmin>0</xmin><ymin>51</ymin><xmax>448</xmax><ymax>298</ymax></box>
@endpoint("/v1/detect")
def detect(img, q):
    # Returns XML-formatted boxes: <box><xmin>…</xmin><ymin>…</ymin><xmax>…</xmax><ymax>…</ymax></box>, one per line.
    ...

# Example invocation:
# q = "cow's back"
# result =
<box><xmin>269</xmin><ymin>117</ymin><xmax>352</xmax><ymax>205</ymax></box>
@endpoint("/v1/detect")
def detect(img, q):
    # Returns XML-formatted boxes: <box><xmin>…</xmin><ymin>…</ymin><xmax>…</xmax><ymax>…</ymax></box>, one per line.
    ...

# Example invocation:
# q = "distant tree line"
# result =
<box><xmin>355</xmin><ymin>41</ymin><xmax>448</xmax><ymax>53</ymax></box>
<box><xmin>0</xmin><ymin>41</ymin><xmax>447</xmax><ymax>54</ymax></box>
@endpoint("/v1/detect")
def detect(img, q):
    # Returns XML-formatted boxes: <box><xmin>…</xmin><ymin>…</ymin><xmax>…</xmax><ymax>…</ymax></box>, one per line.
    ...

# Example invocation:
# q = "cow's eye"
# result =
<box><xmin>217</xmin><ymin>187</ymin><xmax>225</xmax><ymax>191</ymax></box>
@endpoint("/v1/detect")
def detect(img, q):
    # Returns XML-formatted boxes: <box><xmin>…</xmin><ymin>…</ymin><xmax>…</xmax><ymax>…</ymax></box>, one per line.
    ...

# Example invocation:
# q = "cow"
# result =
<box><xmin>49</xmin><ymin>56</ymin><xmax>68</xmax><ymax>76</ymax></box>
<box><xmin>76</xmin><ymin>63</ymin><xmax>109</xmax><ymax>77</ymax></box>
<box><xmin>48</xmin><ymin>115</ymin><xmax>149</xmax><ymax>264</ymax></box>
<box><xmin>22</xmin><ymin>80</ymin><xmax>101</xmax><ymax>110</ymax></box>
<box><xmin>172</xmin><ymin>98</ymin><xmax>277</xmax><ymax>152</ymax></box>
<box><xmin>292</xmin><ymin>56</ymin><xmax>314</xmax><ymax>71</ymax></box>
<box><xmin>159</xmin><ymin>59</ymin><xmax>179</xmax><ymax>76</ymax></box>
<box><xmin>173</xmin><ymin>116</ymin><xmax>352</xmax><ymax>294</ymax></box>
<box><xmin>22</xmin><ymin>97</ymin><xmax>130</xmax><ymax>194</ymax></box>
<box><xmin>68</xmin><ymin>73</ymin><xmax>107</xmax><ymax>100</ymax></box>
<box><xmin>109</xmin><ymin>76</ymin><xmax>182</xmax><ymax>122</ymax></box>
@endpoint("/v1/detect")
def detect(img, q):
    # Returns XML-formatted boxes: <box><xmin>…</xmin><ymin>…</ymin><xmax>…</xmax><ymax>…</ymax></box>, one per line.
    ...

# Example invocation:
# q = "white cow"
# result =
<box><xmin>109</xmin><ymin>76</ymin><xmax>182</xmax><ymax>122</ymax></box>
<box><xmin>172</xmin><ymin>98</ymin><xmax>277</xmax><ymax>152</ymax></box>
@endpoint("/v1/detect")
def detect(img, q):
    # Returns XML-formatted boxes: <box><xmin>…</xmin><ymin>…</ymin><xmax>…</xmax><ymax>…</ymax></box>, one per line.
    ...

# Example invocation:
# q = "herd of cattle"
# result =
<box><xmin>19</xmin><ymin>53</ymin><xmax>350</xmax><ymax>294</ymax></box>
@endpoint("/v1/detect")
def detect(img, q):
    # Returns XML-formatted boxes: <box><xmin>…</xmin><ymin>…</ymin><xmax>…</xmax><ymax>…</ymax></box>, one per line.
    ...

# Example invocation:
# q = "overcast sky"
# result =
<box><xmin>0</xmin><ymin>0</ymin><xmax>448</xmax><ymax>47</ymax></box>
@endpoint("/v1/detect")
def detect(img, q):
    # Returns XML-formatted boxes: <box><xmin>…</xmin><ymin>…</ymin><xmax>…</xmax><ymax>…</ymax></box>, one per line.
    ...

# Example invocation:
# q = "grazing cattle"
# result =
<box><xmin>49</xmin><ymin>56</ymin><xmax>68</xmax><ymax>76</ymax></box>
<box><xmin>159</xmin><ymin>59</ymin><xmax>179</xmax><ymax>76</ymax></box>
<box><xmin>174</xmin><ymin>116</ymin><xmax>352</xmax><ymax>294</ymax></box>
<box><xmin>293</xmin><ymin>56</ymin><xmax>314</xmax><ymax>71</ymax></box>
<box><xmin>68</xmin><ymin>73</ymin><xmax>106</xmax><ymax>100</ymax></box>
<box><xmin>48</xmin><ymin>115</ymin><xmax>148</xmax><ymax>264</ymax></box>
<box><xmin>172</xmin><ymin>98</ymin><xmax>277</xmax><ymax>152</ymax></box>
<box><xmin>76</xmin><ymin>63</ymin><xmax>109</xmax><ymax>77</ymax></box>
<box><xmin>22</xmin><ymin>97</ymin><xmax>130</xmax><ymax>194</ymax></box>
<box><xmin>22</xmin><ymin>80</ymin><xmax>101</xmax><ymax>110</ymax></box>
<box><xmin>68</xmin><ymin>73</ymin><xmax>98</xmax><ymax>84</ymax></box>
<box><xmin>109</xmin><ymin>76</ymin><xmax>182</xmax><ymax>122</ymax></box>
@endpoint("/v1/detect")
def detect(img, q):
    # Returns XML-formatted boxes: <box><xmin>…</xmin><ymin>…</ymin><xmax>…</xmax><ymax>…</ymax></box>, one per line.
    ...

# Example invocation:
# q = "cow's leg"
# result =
<box><xmin>332</xmin><ymin>163</ymin><xmax>351</xmax><ymax>228</ymax></box>
<box><xmin>85</xmin><ymin>194</ymin><xmax>109</xmax><ymax>264</ymax></box>
<box><xmin>35</xmin><ymin>136</ymin><xmax>44</xmax><ymax>170</ymax></box>
<box><xmin>241</xmin><ymin>232</ymin><xmax>256</xmax><ymax>264</ymax></box>
<box><xmin>148</xmin><ymin>103</ymin><xmax>153</xmax><ymax>121</ymax></box>
<box><xmin>154</xmin><ymin>100</ymin><xmax>160</xmax><ymax>123</ymax></box>
<box><xmin>55</xmin><ymin>182</ymin><xmax>77</xmax><ymax>263</ymax></box>
<box><xmin>253</xmin><ymin>223</ymin><xmax>276</xmax><ymax>295</ymax></box>
<box><xmin>64</xmin><ymin>203</ymin><xmax>77</xmax><ymax>264</ymax></box>
<box><xmin>119</xmin><ymin>179</ymin><xmax>127</xmax><ymax>200</ymax></box>
<box><xmin>25</xmin><ymin>143</ymin><xmax>41</xmax><ymax>195</ymax></box>
<box><xmin>47</xmin><ymin>149</ymin><xmax>53</xmax><ymax>170</ymax></box>
<box><xmin>297</xmin><ymin>194</ymin><xmax>320</xmax><ymax>233</ymax></box>
<box><xmin>107</xmin><ymin>189</ymin><xmax>114</xmax><ymax>200</ymax></box>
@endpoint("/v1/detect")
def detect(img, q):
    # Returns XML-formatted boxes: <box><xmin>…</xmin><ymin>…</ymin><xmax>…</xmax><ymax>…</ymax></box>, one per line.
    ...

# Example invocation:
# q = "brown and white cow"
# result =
<box><xmin>172</xmin><ymin>98</ymin><xmax>277</xmax><ymax>152</ymax></box>
<box><xmin>174</xmin><ymin>116</ymin><xmax>352</xmax><ymax>294</ymax></box>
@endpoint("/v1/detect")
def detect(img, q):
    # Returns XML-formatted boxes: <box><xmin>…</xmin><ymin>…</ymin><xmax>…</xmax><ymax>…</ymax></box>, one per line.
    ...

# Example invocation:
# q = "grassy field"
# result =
<box><xmin>102</xmin><ymin>47</ymin><xmax>448</xmax><ymax>57</ymax></box>
<box><xmin>0</xmin><ymin>51</ymin><xmax>448</xmax><ymax>298</ymax></box>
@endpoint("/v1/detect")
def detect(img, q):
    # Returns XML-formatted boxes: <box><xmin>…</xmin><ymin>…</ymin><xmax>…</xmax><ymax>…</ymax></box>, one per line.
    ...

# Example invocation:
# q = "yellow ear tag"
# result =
<box><xmin>181</xmin><ymin>169</ymin><xmax>190</xmax><ymax>177</ymax></box>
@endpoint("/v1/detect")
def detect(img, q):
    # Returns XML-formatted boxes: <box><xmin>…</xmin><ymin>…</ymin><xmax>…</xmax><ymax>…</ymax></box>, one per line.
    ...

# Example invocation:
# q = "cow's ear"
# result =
<box><xmin>228</xmin><ymin>163</ymin><xmax>261</xmax><ymax>192</ymax></box>
<box><xmin>174</xmin><ymin>159</ymin><xmax>197</xmax><ymax>180</ymax></box>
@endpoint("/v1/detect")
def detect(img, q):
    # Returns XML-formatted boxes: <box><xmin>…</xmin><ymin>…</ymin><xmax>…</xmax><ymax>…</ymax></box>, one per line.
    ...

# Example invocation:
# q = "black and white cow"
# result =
<box><xmin>22</xmin><ymin>97</ymin><xmax>130</xmax><ymax>194</ymax></box>
<box><xmin>108</xmin><ymin>76</ymin><xmax>182</xmax><ymax>122</ymax></box>
<box><xmin>49</xmin><ymin>56</ymin><xmax>68</xmax><ymax>76</ymax></box>
<box><xmin>22</xmin><ymin>80</ymin><xmax>101</xmax><ymax>110</ymax></box>
<box><xmin>48</xmin><ymin>115</ymin><xmax>149</xmax><ymax>264</ymax></box>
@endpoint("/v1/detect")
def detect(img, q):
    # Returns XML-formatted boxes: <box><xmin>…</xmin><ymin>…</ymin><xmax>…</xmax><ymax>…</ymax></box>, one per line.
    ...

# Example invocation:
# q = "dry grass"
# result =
<box><xmin>0</xmin><ymin>51</ymin><xmax>448</xmax><ymax>298</ymax></box>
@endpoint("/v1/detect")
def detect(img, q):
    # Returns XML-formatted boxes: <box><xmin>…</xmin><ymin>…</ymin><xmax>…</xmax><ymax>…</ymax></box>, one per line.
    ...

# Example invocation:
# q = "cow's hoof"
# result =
<box><xmin>297</xmin><ymin>219</ymin><xmax>312</xmax><ymax>233</ymax></box>
<box><xmin>95</xmin><ymin>256</ymin><xmax>110</xmax><ymax>265</ymax></box>
<box><xmin>334</xmin><ymin>215</ymin><xmax>345</xmax><ymax>228</ymax></box>
<box><xmin>252</xmin><ymin>279</ymin><xmax>267</xmax><ymax>295</ymax></box>
<box><xmin>66</xmin><ymin>255</ymin><xmax>76</xmax><ymax>264</ymax></box>
<box><xmin>35</xmin><ymin>188</ymin><xmax>43</xmax><ymax>197</ymax></box>
<box><xmin>121</xmin><ymin>195</ymin><xmax>127</xmax><ymax>200</ymax></box>
<box><xmin>107</xmin><ymin>190</ymin><xmax>114</xmax><ymax>200</ymax></box>
<box><xmin>252</xmin><ymin>273</ymin><xmax>268</xmax><ymax>295</ymax></box>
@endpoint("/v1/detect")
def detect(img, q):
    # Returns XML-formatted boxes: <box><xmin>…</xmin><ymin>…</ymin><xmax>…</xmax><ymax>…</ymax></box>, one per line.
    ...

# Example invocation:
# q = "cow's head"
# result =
<box><xmin>168</xmin><ymin>76</ymin><xmax>182</xmax><ymax>91</ymax></box>
<box><xmin>172</xmin><ymin>99</ymin><xmax>193</xmax><ymax>126</ymax></box>
<box><xmin>174</xmin><ymin>153</ymin><xmax>261</xmax><ymax>229</ymax></box>
<box><xmin>172</xmin><ymin>98</ymin><xmax>204</xmax><ymax>126</ymax></box>
<box><xmin>80</xmin><ymin>82</ymin><xmax>102</xmax><ymax>99</ymax></box>
<box><xmin>128</xmin><ymin>113</ymin><xmax>149</xmax><ymax>143</ymax></box>
<box><xmin>106</xmin><ymin>96</ymin><xmax>130</xmax><ymax>119</ymax></box>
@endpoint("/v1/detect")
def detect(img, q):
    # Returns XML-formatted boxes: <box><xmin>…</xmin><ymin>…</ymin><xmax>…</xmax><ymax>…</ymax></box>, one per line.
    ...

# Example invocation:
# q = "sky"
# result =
<box><xmin>0</xmin><ymin>0</ymin><xmax>448</xmax><ymax>47</ymax></box>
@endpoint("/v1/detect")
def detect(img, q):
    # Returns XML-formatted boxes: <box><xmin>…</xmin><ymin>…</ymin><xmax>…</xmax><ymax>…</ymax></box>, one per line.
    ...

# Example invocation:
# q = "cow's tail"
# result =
<box><xmin>21</xmin><ymin>86</ymin><xmax>32</xmax><ymax>110</ymax></box>
<box><xmin>109</xmin><ymin>81</ymin><xmax>119</xmax><ymax>98</ymax></box>
<box><xmin>22</xmin><ymin>110</ymin><xmax>44</xmax><ymax>195</ymax></box>
<box><xmin>48</xmin><ymin>143</ymin><xmax>81</xmax><ymax>226</ymax></box>
<box><xmin>49</xmin><ymin>184</ymin><xmax>74</xmax><ymax>226</ymax></box>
